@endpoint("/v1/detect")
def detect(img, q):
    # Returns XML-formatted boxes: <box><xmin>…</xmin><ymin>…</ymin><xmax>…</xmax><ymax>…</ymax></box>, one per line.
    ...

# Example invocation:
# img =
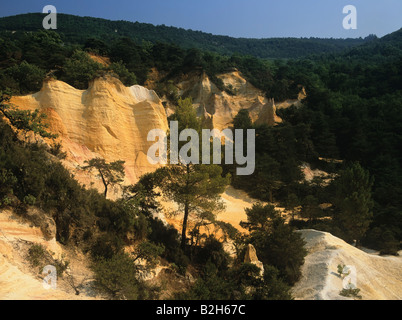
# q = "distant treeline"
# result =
<box><xmin>0</xmin><ymin>13</ymin><xmax>372</xmax><ymax>59</ymax></box>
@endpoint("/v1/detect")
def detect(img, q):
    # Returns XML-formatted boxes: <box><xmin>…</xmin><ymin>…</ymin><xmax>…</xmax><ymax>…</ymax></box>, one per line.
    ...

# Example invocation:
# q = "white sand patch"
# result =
<box><xmin>292</xmin><ymin>229</ymin><xmax>402</xmax><ymax>300</ymax></box>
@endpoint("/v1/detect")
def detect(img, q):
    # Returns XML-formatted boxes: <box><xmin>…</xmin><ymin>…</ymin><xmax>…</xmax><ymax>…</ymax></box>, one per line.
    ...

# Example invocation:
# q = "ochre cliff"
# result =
<box><xmin>169</xmin><ymin>70</ymin><xmax>303</xmax><ymax>130</ymax></box>
<box><xmin>9</xmin><ymin>71</ymin><xmax>302</xmax><ymax>197</ymax></box>
<box><xmin>11</xmin><ymin>76</ymin><xmax>169</xmax><ymax>197</ymax></box>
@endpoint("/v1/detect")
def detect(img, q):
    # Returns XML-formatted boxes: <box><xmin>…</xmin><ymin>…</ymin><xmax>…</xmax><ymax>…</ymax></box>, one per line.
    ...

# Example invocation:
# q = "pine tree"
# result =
<box><xmin>83</xmin><ymin>158</ymin><xmax>125</xmax><ymax>198</ymax></box>
<box><xmin>157</xmin><ymin>98</ymin><xmax>230</xmax><ymax>250</ymax></box>
<box><xmin>333</xmin><ymin>162</ymin><xmax>374</xmax><ymax>246</ymax></box>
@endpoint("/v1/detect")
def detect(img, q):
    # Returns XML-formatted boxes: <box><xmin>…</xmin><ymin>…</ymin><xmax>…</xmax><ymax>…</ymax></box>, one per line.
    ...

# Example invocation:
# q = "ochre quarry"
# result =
<box><xmin>171</xmin><ymin>70</ymin><xmax>305</xmax><ymax>130</ymax></box>
<box><xmin>9</xmin><ymin>71</ymin><xmax>302</xmax><ymax>198</ymax></box>
<box><xmin>11</xmin><ymin>76</ymin><xmax>169</xmax><ymax>198</ymax></box>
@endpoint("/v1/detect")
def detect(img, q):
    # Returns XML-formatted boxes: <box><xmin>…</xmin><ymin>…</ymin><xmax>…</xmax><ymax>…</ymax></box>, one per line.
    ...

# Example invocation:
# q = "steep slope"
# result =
<box><xmin>0</xmin><ymin>209</ymin><xmax>96</xmax><ymax>300</ymax></box>
<box><xmin>10</xmin><ymin>76</ymin><xmax>169</xmax><ymax>196</ymax></box>
<box><xmin>292</xmin><ymin>229</ymin><xmax>402</xmax><ymax>300</ymax></box>
<box><xmin>9</xmin><ymin>71</ymin><xmax>298</xmax><ymax>196</ymax></box>
<box><xmin>172</xmin><ymin>70</ymin><xmax>302</xmax><ymax>130</ymax></box>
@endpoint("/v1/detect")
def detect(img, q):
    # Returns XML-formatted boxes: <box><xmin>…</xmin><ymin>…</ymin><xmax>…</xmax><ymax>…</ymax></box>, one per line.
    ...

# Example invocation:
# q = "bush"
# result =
<box><xmin>363</xmin><ymin>227</ymin><xmax>400</xmax><ymax>256</ymax></box>
<box><xmin>27</xmin><ymin>244</ymin><xmax>47</xmax><ymax>268</ymax></box>
<box><xmin>109</xmin><ymin>61</ymin><xmax>137</xmax><ymax>86</ymax></box>
<box><xmin>60</xmin><ymin>50</ymin><xmax>104</xmax><ymax>89</ymax></box>
<box><xmin>148</xmin><ymin>217</ymin><xmax>189</xmax><ymax>273</ymax></box>
<box><xmin>192</xmin><ymin>236</ymin><xmax>230</xmax><ymax>273</ymax></box>
<box><xmin>27</xmin><ymin>244</ymin><xmax>69</xmax><ymax>277</ymax></box>
<box><xmin>243</xmin><ymin>204</ymin><xmax>307</xmax><ymax>285</ymax></box>
<box><xmin>49</xmin><ymin>142</ymin><xmax>67</xmax><ymax>160</ymax></box>
<box><xmin>0</xmin><ymin>168</ymin><xmax>17</xmax><ymax>205</ymax></box>
<box><xmin>2</xmin><ymin>61</ymin><xmax>46</xmax><ymax>94</ymax></box>
<box><xmin>177</xmin><ymin>262</ymin><xmax>292</xmax><ymax>300</ymax></box>
<box><xmin>92</xmin><ymin>253</ymin><xmax>157</xmax><ymax>300</ymax></box>
<box><xmin>23</xmin><ymin>194</ymin><xmax>36</xmax><ymax>206</ymax></box>
<box><xmin>340</xmin><ymin>288</ymin><xmax>362</xmax><ymax>299</ymax></box>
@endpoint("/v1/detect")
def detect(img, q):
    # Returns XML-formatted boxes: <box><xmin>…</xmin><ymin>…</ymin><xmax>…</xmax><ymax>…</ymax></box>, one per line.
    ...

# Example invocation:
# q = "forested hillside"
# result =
<box><xmin>0</xmin><ymin>13</ymin><xmax>401</xmax><ymax>300</ymax></box>
<box><xmin>232</xmin><ymin>27</ymin><xmax>402</xmax><ymax>253</ymax></box>
<box><xmin>0</xmin><ymin>13</ymin><xmax>372</xmax><ymax>59</ymax></box>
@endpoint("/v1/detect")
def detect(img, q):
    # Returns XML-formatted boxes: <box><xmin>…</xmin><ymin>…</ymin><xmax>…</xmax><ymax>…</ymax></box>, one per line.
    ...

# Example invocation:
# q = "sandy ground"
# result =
<box><xmin>292</xmin><ymin>229</ymin><xmax>402</xmax><ymax>300</ymax></box>
<box><xmin>0</xmin><ymin>210</ymin><xmax>97</xmax><ymax>300</ymax></box>
<box><xmin>2</xmin><ymin>186</ymin><xmax>401</xmax><ymax>300</ymax></box>
<box><xmin>218</xmin><ymin>186</ymin><xmax>256</xmax><ymax>232</ymax></box>
<box><xmin>161</xmin><ymin>186</ymin><xmax>255</xmax><ymax>235</ymax></box>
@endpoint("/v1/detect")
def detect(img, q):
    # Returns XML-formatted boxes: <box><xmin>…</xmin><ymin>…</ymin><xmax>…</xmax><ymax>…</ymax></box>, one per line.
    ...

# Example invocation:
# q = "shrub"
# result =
<box><xmin>27</xmin><ymin>244</ymin><xmax>47</xmax><ymax>268</ymax></box>
<box><xmin>23</xmin><ymin>194</ymin><xmax>36</xmax><ymax>206</ymax></box>
<box><xmin>60</xmin><ymin>50</ymin><xmax>104</xmax><ymax>89</ymax></box>
<box><xmin>92</xmin><ymin>253</ymin><xmax>157</xmax><ymax>300</ymax></box>
<box><xmin>109</xmin><ymin>61</ymin><xmax>137</xmax><ymax>86</ymax></box>
<box><xmin>340</xmin><ymin>288</ymin><xmax>362</xmax><ymax>299</ymax></box>
<box><xmin>2</xmin><ymin>61</ymin><xmax>46</xmax><ymax>94</ymax></box>
<box><xmin>192</xmin><ymin>236</ymin><xmax>230</xmax><ymax>273</ymax></box>
<box><xmin>27</xmin><ymin>244</ymin><xmax>69</xmax><ymax>277</ymax></box>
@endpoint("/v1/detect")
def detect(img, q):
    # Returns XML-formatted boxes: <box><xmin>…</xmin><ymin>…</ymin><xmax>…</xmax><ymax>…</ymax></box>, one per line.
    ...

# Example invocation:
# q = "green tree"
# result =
<box><xmin>285</xmin><ymin>193</ymin><xmax>300</xmax><ymax>221</ymax></box>
<box><xmin>158</xmin><ymin>164</ymin><xmax>230</xmax><ymax>250</ymax></box>
<box><xmin>3</xmin><ymin>61</ymin><xmax>46</xmax><ymax>94</ymax></box>
<box><xmin>109</xmin><ymin>61</ymin><xmax>137</xmax><ymax>86</ymax></box>
<box><xmin>92</xmin><ymin>253</ymin><xmax>149</xmax><ymax>300</ymax></box>
<box><xmin>83</xmin><ymin>158</ymin><xmax>125</xmax><ymax>198</ymax></box>
<box><xmin>240</xmin><ymin>203</ymin><xmax>279</xmax><ymax>232</ymax></box>
<box><xmin>61</xmin><ymin>50</ymin><xmax>104</xmax><ymax>89</ymax></box>
<box><xmin>252</xmin><ymin>154</ymin><xmax>281</xmax><ymax>203</ymax></box>
<box><xmin>333</xmin><ymin>162</ymin><xmax>374</xmax><ymax>246</ymax></box>
<box><xmin>131</xmin><ymin>241</ymin><xmax>165</xmax><ymax>271</ymax></box>
<box><xmin>241</xmin><ymin>203</ymin><xmax>307</xmax><ymax>285</ymax></box>
<box><xmin>233</xmin><ymin>109</ymin><xmax>252</xmax><ymax>130</ymax></box>
<box><xmin>123</xmin><ymin>172</ymin><xmax>161</xmax><ymax>217</ymax></box>
<box><xmin>301</xmin><ymin>195</ymin><xmax>321</xmax><ymax>223</ymax></box>
<box><xmin>157</xmin><ymin>97</ymin><xmax>230</xmax><ymax>250</ymax></box>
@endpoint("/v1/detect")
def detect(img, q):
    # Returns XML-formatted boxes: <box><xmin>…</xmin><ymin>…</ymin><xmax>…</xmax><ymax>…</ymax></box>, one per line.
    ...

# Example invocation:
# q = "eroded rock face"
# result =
<box><xmin>174</xmin><ymin>70</ymin><xmax>288</xmax><ymax>130</ymax></box>
<box><xmin>25</xmin><ymin>207</ymin><xmax>57</xmax><ymax>241</ymax></box>
<box><xmin>9</xmin><ymin>71</ymin><xmax>302</xmax><ymax>197</ymax></box>
<box><xmin>11</xmin><ymin>76</ymin><xmax>169</xmax><ymax>197</ymax></box>
<box><xmin>244</xmin><ymin>244</ymin><xmax>264</xmax><ymax>277</ymax></box>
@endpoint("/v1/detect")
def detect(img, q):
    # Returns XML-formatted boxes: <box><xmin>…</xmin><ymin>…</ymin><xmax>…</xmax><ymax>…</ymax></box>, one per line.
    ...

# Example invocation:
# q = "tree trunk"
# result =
<box><xmin>181</xmin><ymin>164</ymin><xmax>191</xmax><ymax>250</ymax></box>
<box><xmin>104</xmin><ymin>184</ymin><xmax>108</xmax><ymax>198</ymax></box>
<box><xmin>269</xmin><ymin>187</ymin><xmax>273</xmax><ymax>203</ymax></box>
<box><xmin>181</xmin><ymin>202</ymin><xmax>189</xmax><ymax>250</ymax></box>
<box><xmin>99</xmin><ymin>169</ymin><xmax>108</xmax><ymax>198</ymax></box>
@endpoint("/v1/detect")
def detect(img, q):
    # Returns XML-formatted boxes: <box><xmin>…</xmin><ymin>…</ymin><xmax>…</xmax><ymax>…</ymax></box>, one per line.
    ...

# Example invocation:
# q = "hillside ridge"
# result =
<box><xmin>0</xmin><ymin>13</ymin><xmax>371</xmax><ymax>59</ymax></box>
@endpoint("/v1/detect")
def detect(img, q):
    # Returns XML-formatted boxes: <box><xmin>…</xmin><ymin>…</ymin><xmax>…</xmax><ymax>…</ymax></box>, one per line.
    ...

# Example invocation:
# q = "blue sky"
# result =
<box><xmin>0</xmin><ymin>0</ymin><xmax>401</xmax><ymax>38</ymax></box>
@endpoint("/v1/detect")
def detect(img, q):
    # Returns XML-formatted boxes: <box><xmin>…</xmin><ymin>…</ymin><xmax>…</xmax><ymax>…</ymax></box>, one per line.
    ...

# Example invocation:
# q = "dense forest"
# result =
<box><xmin>0</xmin><ymin>13</ymin><xmax>401</xmax><ymax>299</ymax></box>
<box><xmin>0</xmin><ymin>13</ymin><xmax>373</xmax><ymax>59</ymax></box>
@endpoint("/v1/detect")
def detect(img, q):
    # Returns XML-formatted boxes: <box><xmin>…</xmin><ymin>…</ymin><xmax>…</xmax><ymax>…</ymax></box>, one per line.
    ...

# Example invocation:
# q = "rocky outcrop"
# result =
<box><xmin>24</xmin><ymin>207</ymin><xmax>56</xmax><ymax>241</ymax></box>
<box><xmin>171</xmin><ymin>70</ymin><xmax>300</xmax><ymax>130</ymax></box>
<box><xmin>10</xmin><ymin>76</ymin><xmax>169</xmax><ymax>197</ymax></box>
<box><xmin>9</xmin><ymin>71</ymin><xmax>302</xmax><ymax>197</ymax></box>
<box><xmin>244</xmin><ymin>244</ymin><xmax>264</xmax><ymax>277</ymax></box>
